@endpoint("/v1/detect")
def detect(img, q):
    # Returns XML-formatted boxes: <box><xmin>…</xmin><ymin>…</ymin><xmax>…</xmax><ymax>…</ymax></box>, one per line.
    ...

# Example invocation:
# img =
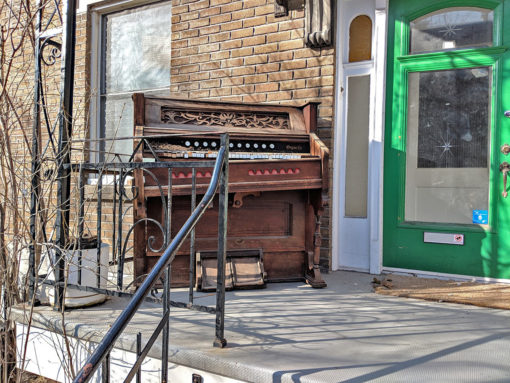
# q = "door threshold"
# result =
<box><xmin>382</xmin><ymin>267</ymin><xmax>510</xmax><ymax>284</ymax></box>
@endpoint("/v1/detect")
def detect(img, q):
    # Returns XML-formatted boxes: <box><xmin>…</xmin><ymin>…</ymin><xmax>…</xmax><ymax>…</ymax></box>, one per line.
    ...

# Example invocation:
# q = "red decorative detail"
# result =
<box><xmin>197</xmin><ymin>171</ymin><xmax>203</xmax><ymax>178</ymax></box>
<box><xmin>248</xmin><ymin>168</ymin><xmax>303</xmax><ymax>176</ymax></box>
<box><xmin>178</xmin><ymin>172</ymin><xmax>186</xmax><ymax>179</ymax></box>
<box><xmin>205</xmin><ymin>171</ymin><xmax>212</xmax><ymax>177</ymax></box>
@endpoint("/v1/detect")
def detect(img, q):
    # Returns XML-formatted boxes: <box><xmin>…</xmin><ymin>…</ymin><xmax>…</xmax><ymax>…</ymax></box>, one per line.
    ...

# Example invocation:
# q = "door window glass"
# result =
<box><xmin>345</xmin><ymin>75</ymin><xmax>370</xmax><ymax>218</ymax></box>
<box><xmin>410</xmin><ymin>8</ymin><xmax>493</xmax><ymax>54</ymax></box>
<box><xmin>405</xmin><ymin>68</ymin><xmax>491</xmax><ymax>224</ymax></box>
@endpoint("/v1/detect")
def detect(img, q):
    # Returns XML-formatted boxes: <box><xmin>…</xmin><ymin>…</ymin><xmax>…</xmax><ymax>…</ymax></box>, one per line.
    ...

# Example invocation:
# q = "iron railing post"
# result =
<box><xmin>28</xmin><ymin>0</ymin><xmax>44</xmax><ymax>302</ymax></box>
<box><xmin>214</xmin><ymin>133</ymin><xmax>229</xmax><ymax>348</ymax></box>
<box><xmin>54</xmin><ymin>0</ymin><xmax>77</xmax><ymax>310</ymax></box>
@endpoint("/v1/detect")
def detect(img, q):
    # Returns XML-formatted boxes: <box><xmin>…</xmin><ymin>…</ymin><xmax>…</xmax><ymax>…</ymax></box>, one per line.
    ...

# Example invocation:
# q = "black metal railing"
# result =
<box><xmin>71</xmin><ymin>133</ymin><xmax>229</xmax><ymax>383</ymax></box>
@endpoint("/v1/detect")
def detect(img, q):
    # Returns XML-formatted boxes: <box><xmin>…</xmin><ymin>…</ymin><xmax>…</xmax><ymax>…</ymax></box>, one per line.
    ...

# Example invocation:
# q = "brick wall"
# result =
<box><xmin>169</xmin><ymin>0</ymin><xmax>335</xmax><ymax>268</ymax></box>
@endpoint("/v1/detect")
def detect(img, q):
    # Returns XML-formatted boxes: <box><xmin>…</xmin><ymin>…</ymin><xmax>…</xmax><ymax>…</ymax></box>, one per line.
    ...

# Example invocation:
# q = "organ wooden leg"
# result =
<box><xmin>305</xmin><ymin>210</ymin><xmax>327</xmax><ymax>288</ymax></box>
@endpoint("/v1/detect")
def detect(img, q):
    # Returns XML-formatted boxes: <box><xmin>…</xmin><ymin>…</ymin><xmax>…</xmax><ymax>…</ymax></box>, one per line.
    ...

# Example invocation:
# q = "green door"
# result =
<box><xmin>384</xmin><ymin>0</ymin><xmax>510</xmax><ymax>278</ymax></box>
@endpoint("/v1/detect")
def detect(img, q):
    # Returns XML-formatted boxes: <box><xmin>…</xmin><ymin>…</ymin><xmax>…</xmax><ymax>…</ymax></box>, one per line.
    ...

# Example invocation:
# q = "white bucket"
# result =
<box><xmin>48</xmin><ymin>244</ymin><xmax>109</xmax><ymax>308</ymax></box>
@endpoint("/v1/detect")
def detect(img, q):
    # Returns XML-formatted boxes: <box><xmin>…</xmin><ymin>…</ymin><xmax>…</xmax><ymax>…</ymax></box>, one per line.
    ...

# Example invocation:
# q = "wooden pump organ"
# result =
<box><xmin>132</xmin><ymin>94</ymin><xmax>329</xmax><ymax>289</ymax></box>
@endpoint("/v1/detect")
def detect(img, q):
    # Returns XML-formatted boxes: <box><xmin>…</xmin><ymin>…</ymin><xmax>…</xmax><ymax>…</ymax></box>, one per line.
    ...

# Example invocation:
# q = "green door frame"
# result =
<box><xmin>383</xmin><ymin>0</ymin><xmax>510</xmax><ymax>278</ymax></box>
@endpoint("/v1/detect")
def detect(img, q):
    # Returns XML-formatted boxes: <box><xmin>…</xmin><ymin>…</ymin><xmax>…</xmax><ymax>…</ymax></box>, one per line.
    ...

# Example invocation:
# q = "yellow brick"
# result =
<box><xmin>172</xmin><ymin>5</ymin><xmax>189</xmax><ymax>15</ymax></box>
<box><xmin>221</xmin><ymin>77</ymin><xmax>244</xmax><ymax>86</ymax></box>
<box><xmin>220</xmin><ymin>2</ymin><xmax>243</xmax><ymax>12</ymax></box>
<box><xmin>220</xmin><ymin>20</ymin><xmax>243</xmax><ymax>31</ymax></box>
<box><xmin>294</xmin><ymin>67</ymin><xmax>320</xmax><ymax>78</ymax></box>
<box><xmin>244</xmin><ymin>55</ymin><xmax>268</xmax><ymax>65</ymax></box>
<box><xmin>243</xmin><ymin>16</ymin><xmax>266</xmax><ymax>28</ymax></box>
<box><xmin>189</xmin><ymin>53</ymin><xmax>210</xmax><ymax>64</ymax></box>
<box><xmin>231</xmin><ymin>66</ymin><xmax>255</xmax><ymax>76</ymax></box>
<box><xmin>200</xmin><ymin>61</ymin><xmax>221</xmax><ymax>70</ymax></box>
<box><xmin>279</xmin><ymin>39</ymin><xmax>304</xmax><ymax>51</ymax></box>
<box><xmin>210</xmin><ymin>51</ymin><xmax>229</xmax><ymax>60</ymax></box>
<box><xmin>173</xmin><ymin>22</ymin><xmax>190</xmax><ymax>32</ymax></box>
<box><xmin>244</xmin><ymin>74</ymin><xmax>268</xmax><ymax>84</ymax></box>
<box><xmin>189</xmin><ymin>36</ymin><xmax>209</xmax><ymax>46</ymax></box>
<box><xmin>224</xmin><ymin>57</ymin><xmax>244</xmax><ymax>67</ymax></box>
<box><xmin>200</xmin><ymin>7</ymin><xmax>221</xmax><ymax>17</ymax></box>
<box><xmin>200</xmin><ymin>79</ymin><xmax>221</xmax><ymax>89</ymax></box>
<box><xmin>171</xmin><ymin>57</ymin><xmax>190</xmax><ymax>66</ymax></box>
<box><xmin>306</xmin><ymin>76</ymin><xmax>334</xmax><ymax>87</ymax></box>
<box><xmin>190</xmin><ymin>89</ymin><xmax>211</xmax><ymax>98</ymax></box>
<box><xmin>189</xmin><ymin>0</ymin><xmax>209</xmax><ymax>11</ymax></box>
<box><xmin>180</xmin><ymin>11</ymin><xmax>199</xmax><ymax>21</ymax></box>
<box><xmin>268</xmin><ymin>71</ymin><xmax>292</xmax><ymax>81</ymax></box>
<box><xmin>321</xmin><ymin>66</ymin><xmax>334</xmax><ymax>76</ymax></box>
<box><xmin>307</xmin><ymin>56</ymin><xmax>334</xmax><ymax>67</ymax></box>
<box><xmin>210</xmin><ymin>87</ymin><xmax>233</xmax><ymax>97</ymax></box>
<box><xmin>180</xmin><ymin>29</ymin><xmax>200</xmax><ymax>39</ymax></box>
<box><xmin>231</xmin><ymin>29</ymin><xmax>254</xmax><ymax>39</ymax></box>
<box><xmin>210</xmin><ymin>68</ymin><xmax>231</xmax><ymax>78</ymax></box>
<box><xmin>243</xmin><ymin>0</ymin><xmax>266</xmax><ymax>8</ymax></box>
<box><xmin>221</xmin><ymin>40</ymin><xmax>242</xmax><ymax>50</ymax></box>
<box><xmin>267</xmin><ymin>91</ymin><xmax>292</xmax><ymax>102</ymax></box>
<box><xmin>268</xmin><ymin>51</ymin><xmax>293</xmax><ymax>62</ymax></box>
<box><xmin>209</xmin><ymin>32</ymin><xmax>230</xmax><ymax>43</ymax></box>
<box><xmin>232</xmin><ymin>9</ymin><xmax>255</xmax><ymax>20</ymax></box>
<box><xmin>200</xmin><ymin>25</ymin><xmax>221</xmax><ymax>35</ymax></box>
<box><xmin>231</xmin><ymin>47</ymin><xmax>253</xmax><ymax>58</ymax></box>
<box><xmin>280</xmin><ymin>79</ymin><xmax>306</xmax><ymax>90</ymax></box>
<box><xmin>255</xmin><ymin>4</ymin><xmax>273</xmax><ymax>15</ymax></box>
<box><xmin>199</xmin><ymin>43</ymin><xmax>220</xmax><ymax>53</ymax></box>
<box><xmin>190</xmin><ymin>72</ymin><xmax>210</xmax><ymax>81</ymax></box>
<box><xmin>210</xmin><ymin>13</ymin><xmax>232</xmax><ymax>25</ymax></box>
<box><xmin>242</xmin><ymin>35</ymin><xmax>266</xmax><ymax>46</ymax></box>
<box><xmin>255</xmin><ymin>83</ymin><xmax>278</xmax><ymax>92</ymax></box>
<box><xmin>267</xmin><ymin>31</ymin><xmax>291</xmax><ymax>43</ymax></box>
<box><xmin>293</xmin><ymin>88</ymin><xmax>319</xmax><ymax>98</ymax></box>
<box><xmin>189</xmin><ymin>18</ymin><xmax>210</xmax><ymax>28</ymax></box>
<box><xmin>243</xmin><ymin>93</ymin><xmax>266</xmax><ymax>103</ymax></box>
<box><xmin>179</xmin><ymin>64</ymin><xmax>200</xmax><ymax>74</ymax></box>
<box><xmin>255</xmin><ymin>63</ymin><xmax>279</xmax><ymax>73</ymax></box>
<box><xmin>320</xmin><ymin>86</ymin><xmax>335</xmax><ymax>96</ymax></box>
<box><xmin>254</xmin><ymin>23</ymin><xmax>278</xmax><ymax>35</ymax></box>
<box><xmin>294</xmin><ymin>48</ymin><xmax>321</xmax><ymax>59</ymax></box>
<box><xmin>281</xmin><ymin>59</ymin><xmax>306</xmax><ymax>70</ymax></box>
<box><xmin>232</xmin><ymin>85</ymin><xmax>255</xmax><ymax>94</ymax></box>
<box><xmin>278</xmin><ymin>19</ymin><xmax>304</xmax><ymax>31</ymax></box>
<box><xmin>253</xmin><ymin>43</ymin><xmax>278</xmax><ymax>54</ymax></box>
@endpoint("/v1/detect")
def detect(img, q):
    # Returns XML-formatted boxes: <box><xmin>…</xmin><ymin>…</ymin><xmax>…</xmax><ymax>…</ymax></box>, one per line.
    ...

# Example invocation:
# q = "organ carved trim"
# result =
<box><xmin>160</xmin><ymin>107</ymin><xmax>291</xmax><ymax>130</ymax></box>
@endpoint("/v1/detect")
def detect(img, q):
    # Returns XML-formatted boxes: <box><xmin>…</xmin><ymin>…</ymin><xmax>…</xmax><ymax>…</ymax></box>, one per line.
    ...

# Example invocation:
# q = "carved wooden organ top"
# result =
<box><xmin>132</xmin><ymin>94</ymin><xmax>329</xmax><ymax>288</ymax></box>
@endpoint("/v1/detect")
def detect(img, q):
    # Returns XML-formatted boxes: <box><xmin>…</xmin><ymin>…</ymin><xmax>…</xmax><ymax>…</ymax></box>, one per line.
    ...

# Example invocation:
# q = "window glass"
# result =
<box><xmin>349</xmin><ymin>15</ymin><xmax>372</xmax><ymax>62</ymax></box>
<box><xmin>410</xmin><ymin>8</ymin><xmax>493</xmax><ymax>54</ymax></box>
<box><xmin>405</xmin><ymin>68</ymin><xmax>491</xmax><ymax>224</ymax></box>
<box><xmin>100</xmin><ymin>2</ymin><xmax>172</xmax><ymax>161</ymax></box>
<box><xmin>345</xmin><ymin>75</ymin><xmax>370</xmax><ymax>217</ymax></box>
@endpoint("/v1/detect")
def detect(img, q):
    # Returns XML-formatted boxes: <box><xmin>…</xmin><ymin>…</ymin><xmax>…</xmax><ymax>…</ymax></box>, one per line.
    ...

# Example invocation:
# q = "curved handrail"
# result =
<box><xmin>73</xmin><ymin>142</ymin><xmax>228</xmax><ymax>383</ymax></box>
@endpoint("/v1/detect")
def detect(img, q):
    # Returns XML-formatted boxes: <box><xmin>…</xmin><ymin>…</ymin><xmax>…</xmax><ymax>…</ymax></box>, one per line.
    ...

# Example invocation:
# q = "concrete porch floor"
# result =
<box><xmin>12</xmin><ymin>270</ymin><xmax>510</xmax><ymax>382</ymax></box>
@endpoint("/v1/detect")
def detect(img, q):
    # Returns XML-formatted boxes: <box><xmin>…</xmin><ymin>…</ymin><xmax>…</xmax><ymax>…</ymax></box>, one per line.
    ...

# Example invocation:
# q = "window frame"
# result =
<box><xmin>89</xmin><ymin>0</ymin><xmax>171</xmax><ymax>163</ymax></box>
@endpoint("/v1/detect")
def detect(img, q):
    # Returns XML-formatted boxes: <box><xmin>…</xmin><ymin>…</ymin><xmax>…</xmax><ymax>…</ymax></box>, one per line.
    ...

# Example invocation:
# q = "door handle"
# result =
<box><xmin>502</xmin><ymin>144</ymin><xmax>510</xmax><ymax>155</ymax></box>
<box><xmin>500</xmin><ymin>162</ymin><xmax>510</xmax><ymax>198</ymax></box>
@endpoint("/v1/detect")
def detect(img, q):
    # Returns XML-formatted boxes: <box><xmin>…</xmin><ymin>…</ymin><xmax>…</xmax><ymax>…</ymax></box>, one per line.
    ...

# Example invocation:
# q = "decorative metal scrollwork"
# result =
<box><xmin>40</xmin><ymin>38</ymin><xmax>62</xmax><ymax>66</ymax></box>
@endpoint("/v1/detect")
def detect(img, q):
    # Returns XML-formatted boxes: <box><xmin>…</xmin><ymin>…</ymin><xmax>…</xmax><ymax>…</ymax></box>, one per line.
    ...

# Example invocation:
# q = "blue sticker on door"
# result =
<box><xmin>472</xmin><ymin>210</ymin><xmax>488</xmax><ymax>224</ymax></box>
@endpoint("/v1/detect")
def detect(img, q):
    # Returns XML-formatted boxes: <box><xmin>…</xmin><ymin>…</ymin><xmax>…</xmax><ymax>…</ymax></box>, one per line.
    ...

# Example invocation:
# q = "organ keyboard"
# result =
<box><xmin>132</xmin><ymin>94</ymin><xmax>329</xmax><ymax>288</ymax></box>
